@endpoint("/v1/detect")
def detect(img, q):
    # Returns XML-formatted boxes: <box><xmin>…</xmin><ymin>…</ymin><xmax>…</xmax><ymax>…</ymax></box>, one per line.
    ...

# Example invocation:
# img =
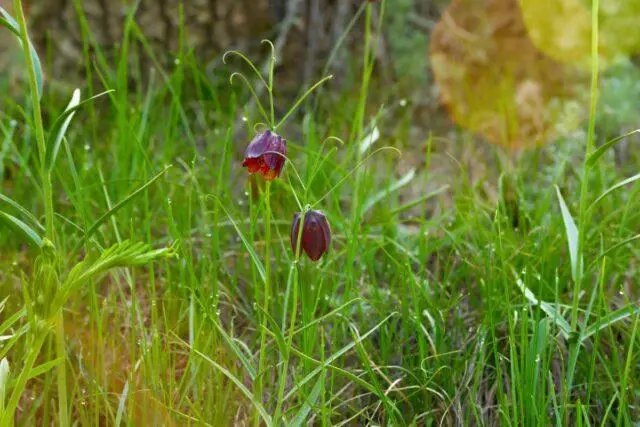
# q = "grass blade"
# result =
<box><xmin>0</xmin><ymin>192</ymin><xmax>43</xmax><ymax>231</ymax></box>
<box><xmin>0</xmin><ymin>211</ymin><xmax>43</xmax><ymax>247</ymax></box>
<box><xmin>582</xmin><ymin>303</ymin><xmax>640</xmax><ymax>342</ymax></box>
<box><xmin>515</xmin><ymin>273</ymin><xmax>571</xmax><ymax>339</ymax></box>
<box><xmin>586</xmin><ymin>129</ymin><xmax>640</xmax><ymax>168</ymax></box>
<box><xmin>588</xmin><ymin>173</ymin><xmax>640</xmax><ymax>212</ymax></box>
<box><xmin>284</xmin><ymin>313</ymin><xmax>396</xmax><ymax>401</ymax></box>
<box><xmin>363</xmin><ymin>168</ymin><xmax>415</xmax><ymax>214</ymax></box>
<box><xmin>0</xmin><ymin>7</ymin><xmax>44</xmax><ymax>98</ymax></box>
<box><xmin>555</xmin><ymin>186</ymin><xmax>580</xmax><ymax>282</ymax></box>
<box><xmin>0</xmin><ymin>358</ymin><xmax>8</xmax><ymax>412</ymax></box>
<box><xmin>210</xmin><ymin>319</ymin><xmax>256</xmax><ymax>380</ymax></box>
<box><xmin>185</xmin><ymin>339</ymin><xmax>273</xmax><ymax>426</ymax></box>
<box><xmin>45</xmin><ymin>89</ymin><xmax>114</xmax><ymax>171</ymax></box>
<box><xmin>45</xmin><ymin>89</ymin><xmax>80</xmax><ymax>170</ymax></box>
<box><xmin>290</xmin><ymin>376</ymin><xmax>324</xmax><ymax>427</ymax></box>
<box><xmin>72</xmin><ymin>165</ymin><xmax>171</xmax><ymax>253</ymax></box>
<box><xmin>209</xmin><ymin>195</ymin><xmax>267</xmax><ymax>285</ymax></box>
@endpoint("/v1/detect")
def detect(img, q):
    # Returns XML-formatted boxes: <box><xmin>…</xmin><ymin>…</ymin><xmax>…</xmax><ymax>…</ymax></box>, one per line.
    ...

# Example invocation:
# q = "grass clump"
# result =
<box><xmin>1</xmin><ymin>0</ymin><xmax>639</xmax><ymax>425</ymax></box>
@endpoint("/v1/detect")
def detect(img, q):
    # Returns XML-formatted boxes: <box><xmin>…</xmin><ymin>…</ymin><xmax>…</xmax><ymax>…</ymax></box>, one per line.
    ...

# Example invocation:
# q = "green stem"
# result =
<box><xmin>13</xmin><ymin>0</ymin><xmax>66</xmax><ymax>424</ymax></box>
<box><xmin>255</xmin><ymin>182</ymin><xmax>272</xmax><ymax>426</ymax></box>
<box><xmin>0</xmin><ymin>330</ymin><xmax>47</xmax><ymax>427</ymax></box>
<box><xmin>274</xmin><ymin>211</ymin><xmax>306</xmax><ymax>424</ymax></box>
<box><xmin>566</xmin><ymin>0</ymin><xmax>599</xmax><ymax>419</ymax></box>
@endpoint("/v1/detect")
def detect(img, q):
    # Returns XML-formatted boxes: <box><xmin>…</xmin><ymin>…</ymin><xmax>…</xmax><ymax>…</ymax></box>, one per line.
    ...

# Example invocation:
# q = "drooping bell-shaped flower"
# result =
<box><xmin>290</xmin><ymin>210</ymin><xmax>331</xmax><ymax>261</ymax></box>
<box><xmin>242</xmin><ymin>130</ymin><xmax>287</xmax><ymax>181</ymax></box>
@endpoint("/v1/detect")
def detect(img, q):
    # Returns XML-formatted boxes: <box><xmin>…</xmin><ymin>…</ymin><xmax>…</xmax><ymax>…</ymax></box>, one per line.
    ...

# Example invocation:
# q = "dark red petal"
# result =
<box><xmin>303</xmin><ymin>211</ymin><xmax>330</xmax><ymax>261</ymax></box>
<box><xmin>263</xmin><ymin>135</ymin><xmax>287</xmax><ymax>177</ymax></box>
<box><xmin>318</xmin><ymin>211</ymin><xmax>331</xmax><ymax>250</ymax></box>
<box><xmin>242</xmin><ymin>157</ymin><xmax>265</xmax><ymax>174</ymax></box>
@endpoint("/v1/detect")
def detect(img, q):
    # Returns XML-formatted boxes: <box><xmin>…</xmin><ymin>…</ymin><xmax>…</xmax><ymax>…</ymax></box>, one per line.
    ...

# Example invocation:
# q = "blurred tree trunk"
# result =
<box><xmin>6</xmin><ymin>0</ymin><xmax>442</xmax><ymax>94</ymax></box>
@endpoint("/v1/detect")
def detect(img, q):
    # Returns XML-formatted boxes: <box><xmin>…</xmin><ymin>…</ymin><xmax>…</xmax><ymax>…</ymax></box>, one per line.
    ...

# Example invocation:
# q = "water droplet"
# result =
<box><xmin>399</xmin><ymin>99</ymin><xmax>407</xmax><ymax>107</ymax></box>
<box><xmin>242</xmin><ymin>116</ymin><xmax>248</xmax><ymax>122</ymax></box>
<box><xmin>244</xmin><ymin>191</ymin><xmax>249</xmax><ymax>197</ymax></box>
<box><xmin>206</xmin><ymin>233</ymin><xmax>212</xmax><ymax>238</ymax></box>
<box><xmin>84</xmin><ymin>144</ymin><xmax>91</xmax><ymax>151</ymax></box>
<box><xmin>167</xmin><ymin>198</ymin><xmax>172</xmax><ymax>205</ymax></box>
<box><xmin>174</xmin><ymin>58</ymin><xmax>181</xmax><ymax>65</ymax></box>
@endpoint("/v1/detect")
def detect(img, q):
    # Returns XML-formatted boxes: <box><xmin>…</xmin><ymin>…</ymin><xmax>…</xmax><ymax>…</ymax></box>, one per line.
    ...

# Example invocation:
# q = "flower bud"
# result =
<box><xmin>290</xmin><ymin>210</ymin><xmax>331</xmax><ymax>261</ymax></box>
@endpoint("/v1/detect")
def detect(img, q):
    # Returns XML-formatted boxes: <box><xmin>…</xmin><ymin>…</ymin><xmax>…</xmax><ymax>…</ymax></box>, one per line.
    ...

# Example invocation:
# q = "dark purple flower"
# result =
<box><xmin>291</xmin><ymin>210</ymin><xmax>331</xmax><ymax>261</ymax></box>
<box><xmin>242</xmin><ymin>130</ymin><xmax>287</xmax><ymax>181</ymax></box>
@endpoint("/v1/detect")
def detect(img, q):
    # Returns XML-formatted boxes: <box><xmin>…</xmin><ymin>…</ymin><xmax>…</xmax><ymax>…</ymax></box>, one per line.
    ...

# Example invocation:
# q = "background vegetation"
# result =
<box><xmin>1</xmin><ymin>0</ymin><xmax>639</xmax><ymax>425</ymax></box>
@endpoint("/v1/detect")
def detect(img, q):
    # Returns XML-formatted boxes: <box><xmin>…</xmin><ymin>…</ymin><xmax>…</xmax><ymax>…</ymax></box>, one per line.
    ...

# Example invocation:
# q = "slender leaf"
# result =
<box><xmin>189</xmin><ymin>343</ymin><xmax>273</xmax><ymax>426</ymax></box>
<box><xmin>0</xmin><ymin>211</ymin><xmax>43</xmax><ymax>247</ymax></box>
<box><xmin>0</xmin><ymin>193</ymin><xmax>43</xmax><ymax>231</ymax></box>
<box><xmin>515</xmin><ymin>273</ymin><xmax>571</xmax><ymax>339</ymax></box>
<box><xmin>0</xmin><ymin>7</ymin><xmax>44</xmax><ymax>98</ymax></box>
<box><xmin>209</xmin><ymin>196</ymin><xmax>267</xmax><ymax>285</ymax></box>
<box><xmin>0</xmin><ymin>358</ymin><xmax>8</xmax><ymax>412</ymax></box>
<box><xmin>582</xmin><ymin>303</ymin><xmax>640</xmax><ymax>342</ymax></box>
<box><xmin>594</xmin><ymin>234</ymin><xmax>640</xmax><ymax>264</ymax></box>
<box><xmin>588</xmin><ymin>173</ymin><xmax>640</xmax><ymax>212</ymax></box>
<box><xmin>359</xmin><ymin>126</ymin><xmax>380</xmax><ymax>155</ymax></box>
<box><xmin>586</xmin><ymin>129</ymin><xmax>640</xmax><ymax>168</ymax></box>
<box><xmin>284</xmin><ymin>313</ymin><xmax>396</xmax><ymax>401</ymax></box>
<box><xmin>45</xmin><ymin>89</ymin><xmax>80</xmax><ymax>170</ymax></box>
<box><xmin>45</xmin><ymin>90</ymin><xmax>113</xmax><ymax>171</ymax></box>
<box><xmin>72</xmin><ymin>165</ymin><xmax>171</xmax><ymax>253</ymax></box>
<box><xmin>556</xmin><ymin>186</ymin><xmax>580</xmax><ymax>282</ymax></box>
<box><xmin>363</xmin><ymin>168</ymin><xmax>415</xmax><ymax>214</ymax></box>
<box><xmin>290</xmin><ymin>376</ymin><xmax>324</xmax><ymax>427</ymax></box>
<box><xmin>210</xmin><ymin>320</ymin><xmax>256</xmax><ymax>380</ymax></box>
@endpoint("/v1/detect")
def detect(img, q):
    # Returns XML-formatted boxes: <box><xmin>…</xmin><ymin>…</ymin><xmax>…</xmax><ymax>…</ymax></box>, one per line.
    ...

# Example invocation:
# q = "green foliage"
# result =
<box><xmin>1</xmin><ymin>0</ymin><xmax>640</xmax><ymax>425</ymax></box>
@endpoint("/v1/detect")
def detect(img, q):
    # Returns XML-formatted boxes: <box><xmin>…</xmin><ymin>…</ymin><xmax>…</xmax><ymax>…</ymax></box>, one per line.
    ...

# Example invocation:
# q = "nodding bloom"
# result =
<box><xmin>291</xmin><ymin>210</ymin><xmax>331</xmax><ymax>261</ymax></box>
<box><xmin>242</xmin><ymin>130</ymin><xmax>287</xmax><ymax>181</ymax></box>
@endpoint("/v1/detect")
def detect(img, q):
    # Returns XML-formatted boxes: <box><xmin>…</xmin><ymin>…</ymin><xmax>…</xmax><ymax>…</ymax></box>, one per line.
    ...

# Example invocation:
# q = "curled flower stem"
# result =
<box><xmin>312</xmin><ymin>146</ymin><xmax>401</xmax><ymax>208</ymax></box>
<box><xmin>262</xmin><ymin>39</ymin><xmax>277</xmax><ymax>127</ymax></box>
<box><xmin>306</xmin><ymin>136</ymin><xmax>345</xmax><ymax>190</ymax></box>
<box><xmin>229</xmin><ymin>72</ymin><xmax>270</xmax><ymax>126</ymax></box>
<box><xmin>274</xmin><ymin>75</ymin><xmax>333</xmax><ymax>130</ymax></box>
<box><xmin>223</xmin><ymin>50</ymin><xmax>269</xmax><ymax>90</ymax></box>
<box><xmin>264</xmin><ymin>150</ymin><xmax>306</xmax><ymax>192</ymax></box>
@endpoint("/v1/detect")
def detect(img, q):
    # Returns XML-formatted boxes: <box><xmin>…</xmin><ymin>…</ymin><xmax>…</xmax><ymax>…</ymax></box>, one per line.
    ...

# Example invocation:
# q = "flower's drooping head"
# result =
<box><xmin>242</xmin><ymin>130</ymin><xmax>287</xmax><ymax>181</ymax></box>
<box><xmin>291</xmin><ymin>210</ymin><xmax>331</xmax><ymax>261</ymax></box>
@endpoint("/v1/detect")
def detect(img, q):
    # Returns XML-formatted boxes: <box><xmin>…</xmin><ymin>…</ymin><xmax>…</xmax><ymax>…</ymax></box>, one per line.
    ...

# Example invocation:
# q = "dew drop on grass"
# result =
<box><xmin>84</xmin><ymin>144</ymin><xmax>90</xmax><ymax>151</ymax></box>
<box><xmin>9</xmin><ymin>119</ymin><xmax>16</xmax><ymax>127</ymax></box>
<box><xmin>174</xmin><ymin>58</ymin><xmax>181</xmax><ymax>65</ymax></box>
<box><xmin>399</xmin><ymin>99</ymin><xmax>407</xmax><ymax>107</ymax></box>
<box><xmin>167</xmin><ymin>198</ymin><xmax>172</xmax><ymax>205</ymax></box>
<box><xmin>206</xmin><ymin>233</ymin><xmax>212</xmax><ymax>238</ymax></box>
<box><xmin>242</xmin><ymin>116</ymin><xmax>248</xmax><ymax>122</ymax></box>
<box><xmin>244</xmin><ymin>191</ymin><xmax>249</xmax><ymax>197</ymax></box>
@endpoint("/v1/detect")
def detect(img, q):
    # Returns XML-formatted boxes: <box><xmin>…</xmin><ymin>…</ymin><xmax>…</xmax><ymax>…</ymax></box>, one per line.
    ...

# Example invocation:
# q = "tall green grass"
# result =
<box><xmin>1</xmin><ymin>0</ymin><xmax>639</xmax><ymax>425</ymax></box>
